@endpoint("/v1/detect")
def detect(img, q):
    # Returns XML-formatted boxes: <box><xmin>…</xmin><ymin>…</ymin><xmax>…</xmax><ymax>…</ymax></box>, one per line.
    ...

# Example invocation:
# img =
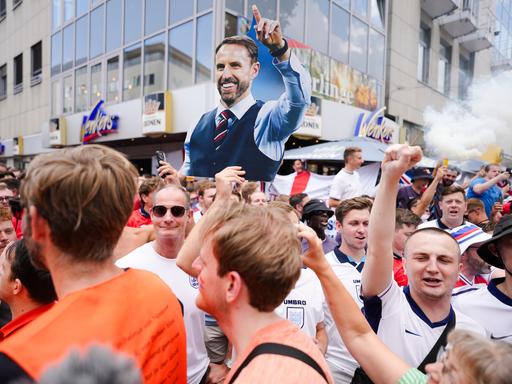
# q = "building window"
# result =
<box><xmin>369</xmin><ymin>29</ymin><xmax>385</xmax><ymax>80</ymax></box>
<box><xmin>123</xmin><ymin>43</ymin><xmax>142</xmax><ymax>101</ymax></box>
<box><xmin>145</xmin><ymin>0</ymin><xmax>166</xmax><ymax>35</ymax></box>
<box><xmin>75</xmin><ymin>66</ymin><xmax>88</xmax><ymax>112</ymax></box>
<box><xmin>51</xmin><ymin>79</ymin><xmax>61</xmax><ymax>115</ymax></box>
<box><xmin>225</xmin><ymin>0</ymin><xmax>243</xmax><ymax>14</ymax></box>
<box><xmin>144</xmin><ymin>33</ymin><xmax>165</xmax><ymax>95</ymax></box>
<box><xmin>197</xmin><ymin>0</ymin><xmax>212</xmax><ymax>12</ymax></box>
<box><xmin>51</xmin><ymin>32</ymin><xmax>62</xmax><ymax>75</ymax></box>
<box><xmin>64</xmin><ymin>0</ymin><xmax>73</xmax><ymax>22</ymax></box>
<box><xmin>438</xmin><ymin>40</ymin><xmax>451</xmax><ymax>95</ymax></box>
<box><xmin>76</xmin><ymin>0</ymin><xmax>88</xmax><ymax>17</ymax></box>
<box><xmin>251</xmin><ymin>0</ymin><xmax>276</xmax><ymax>20</ymax></box>
<box><xmin>168</xmin><ymin>21</ymin><xmax>193</xmax><ymax>89</ymax></box>
<box><xmin>63</xmin><ymin>24</ymin><xmax>74</xmax><ymax>71</ymax></box>
<box><xmin>170</xmin><ymin>0</ymin><xmax>193</xmax><ymax>24</ymax></box>
<box><xmin>417</xmin><ymin>24</ymin><xmax>430</xmax><ymax>82</ymax></box>
<box><xmin>90</xmin><ymin>4</ymin><xmax>105</xmax><ymax>59</ymax></box>
<box><xmin>224</xmin><ymin>12</ymin><xmax>238</xmax><ymax>38</ymax></box>
<box><xmin>306</xmin><ymin>0</ymin><xmax>329</xmax><ymax>53</ymax></box>
<box><xmin>350</xmin><ymin>16</ymin><xmax>369</xmax><ymax>72</ymax></box>
<box><xmin>196</xmin><ymin>12</ymin><xmax>213</xmax><ymax>83</ymax></box>
<box><xmin>76</xmin><ymin>15</ymin><xmax>88</xmax><ymax>66</ymax></box>
<box><xmin>352</xmin><ymin>0</ymin><xmax>368</xmax><ymax>19</ymax></box>
<box><xmin>12</xmin><ymin>0</ymin><xmax>22</xmax><ymax>10</ymax></box>
<box><xmin>0</xmin><ymin>64</ymin><xmax>6</xmax><ymax>99</ymax></box>
<box><xmin>370</xmin><ymin>0</ymin><xmax>385</xmax><ymax>29</ymax></box>
<box><xmin>13</xmin><ymin>53</ymin><xmax>23</xmax><ymax>93</ymax></box>
<box><xmin>52</xmin><ymin>0</ymin><xmax>61</xmax><ymax>31</ymax></box>
<box><xmin>106</xmin><ymin>56</ymin><xmax>120</xmax><ymax>103</ymax></box>
<box><xmin>63</xmin><ymin>75</ymin><xmax>73</xmax><ymax>113</ymax></box>
<box><xmin>106</xmin><ymin>0</ymin><xmax>121</xmax><ymax>52</ymax></box>
<box><xmin>279</xmin><ymin>0</ymin><xmax>305</xmax><ymax>42</ymax></box>
<box><xmin>31</xmin><ymin>41</ymin><xmax>42</xmax><ymax>80</ymax></box>
<box><xmin>458</xmin><ymin>54</ymin><xmax>473</xmax><ymax>99</ymax></box>
<box><xmin>124</xmin><ymin>0</ymin><xmax>141</xmax><ymax>44</ymax></box>
<box><xmin>0</xmin><ymin>0</ymin><xmax>6</xmax><ymax>20</ymax></box>
<box><xmin>90</xmin><ymin>63</ymin><xmax>102</xmax><ymax>106</ymax></box>
<box><xmin>330</xmin><ymin>3</ymin><xmax>349</xmax><ymax>63</ymax></box>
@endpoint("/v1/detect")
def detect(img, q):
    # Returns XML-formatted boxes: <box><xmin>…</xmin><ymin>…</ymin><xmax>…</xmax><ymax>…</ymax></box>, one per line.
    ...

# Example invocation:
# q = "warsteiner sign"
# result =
<box><xmin>81</xmin><ymin>100</ymin><xmax>119</xmax><ymax>143</ymax></box>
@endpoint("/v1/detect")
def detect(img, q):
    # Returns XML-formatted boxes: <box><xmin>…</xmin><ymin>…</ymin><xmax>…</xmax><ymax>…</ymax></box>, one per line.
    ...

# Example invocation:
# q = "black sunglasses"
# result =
<box><xmin>152</xmin><ymin>205</ymin><xmax>187</xmax><ymax>218</ymax></box>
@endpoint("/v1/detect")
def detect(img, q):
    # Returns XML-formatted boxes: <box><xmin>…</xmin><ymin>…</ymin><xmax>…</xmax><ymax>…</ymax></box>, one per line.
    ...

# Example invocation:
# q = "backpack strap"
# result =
<box><xmin>227</xmin><ymin>342</ymin><xmax>328</xmax><ymax>384</ymax></box>
<box><xmin>417</xmin><ymin>311</ymin><xmax>456</xmax><ymax>372</ymax></box>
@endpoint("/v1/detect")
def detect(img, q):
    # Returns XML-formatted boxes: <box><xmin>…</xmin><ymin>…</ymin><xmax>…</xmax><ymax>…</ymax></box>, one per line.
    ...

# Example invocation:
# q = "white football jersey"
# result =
<box><xmin>364</xmin><ymin>281</ymin><xmax>486</xmax><ymax>367</ymax></box>
<box><xmin>323</xmin><ymin>248</ymin><xmax>365</xmax><ymax>381</ymax></box>
<box><xmin>453</xmin><ymin>278</ymin><xmax>512</xmax><ymax>343</ymax></box>
<box><xmin>275</xmin><ymin>268</ymin><xmax>325</xmax><ymax>338</ymax></box>
<box><xmin>116</xmin><ymin>242</ymin><xmax>209</xmax><ymax>384</ymax></box>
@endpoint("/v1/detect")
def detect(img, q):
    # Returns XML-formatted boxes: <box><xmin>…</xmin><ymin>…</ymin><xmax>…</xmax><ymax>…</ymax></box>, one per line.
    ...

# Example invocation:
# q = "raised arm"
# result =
<box><xmin>300</xmin><ymin>225</ymin><xmax>411</xmax><ymax>384</ymax></box>
<box><xmin>362</xmin><ymin>145</ymin><xmax>423</xmax><ymax>297</ymax></box>
<box><xmin>411</xmin><ymin>166</ymin><xmax>444</xmax><ymax>217</ymax></box>
<box><xmin>472</xmin><ymin>172</ymin><xmax>509</xmax><ymax>194</ymax></box>
<box><xmin>176</xmin><ymin>167</ymin><xmax>245</xmax><ymax>277</ymax></box>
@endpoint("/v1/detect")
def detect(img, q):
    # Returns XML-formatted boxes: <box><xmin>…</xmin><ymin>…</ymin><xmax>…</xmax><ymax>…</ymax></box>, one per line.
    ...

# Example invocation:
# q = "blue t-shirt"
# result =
<box><xmin>467</xmin><ymin>177</ymin><xmax>502</xmax><ymax>217</ymax></box>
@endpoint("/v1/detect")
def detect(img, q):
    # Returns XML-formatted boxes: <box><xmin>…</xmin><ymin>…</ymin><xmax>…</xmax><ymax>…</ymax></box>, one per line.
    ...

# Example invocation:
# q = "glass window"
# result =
<box><xmin>75</xmin><ymin>66</ymin><xmax>88</xmax><ymax>112</ymax></box>
<box><xmin>330</xmin><ymin>3</ymin><xmax>349</xmax><ymax>63</ymax></box>
<box><xmin>0</xmin><ymin>0</ymin><xmax>6</xmax><ymax>19</ymax></box>
<box><xmin>196</xmin><ymin>12</ymin><xmax>213</xmax><ymax>83</ymax></box>
<box><xmin>170</xmin><ymin>0</ymin><xmax>193</xmax><ymax>24</ymax></box>
<box><xmin>145</xmin><ymin>0</ymin><xmax>166</xmax><ymax>35</ymax></box>
<box><xmin>352</xmin><ymin>0</ymin><xmax>368</xmax><ymax>19</ymax></box>
<box><xmin>226</xmin><ymin>0</ymin><xmax>243</xmax><ymax>14</ymax></box>
<box><xmin>306</xmin><ymin>0</ymin><xmax>329</xmax><ymax>53</ymax></box>
<box><xmin>14</xmin><ymin>54</ymin><xmax>22</xmax><ymax>88</ymax></box>
<box><xmin>438</xmin><ymin>40</ymin><xmax>451</xmax><ymax>95</ymax></box>
<box><xmin>90</xmin><ymin>4</ymin><xmax>104</xmax><ymax>58</ymax></box>
<box><xmin>197</xmin><ymin>0</ymin><xmax>212</xmax><ymax>12</ymax></box>
<box><xmin>62</xmin><ymin>24</ymin><xmax>74</xmax><ymax>71</ymax></box>
<box><xmin>0</xmin><ymin>64</ymin><xmax>6</xmax><ymax>98</ymax></box>
<box><xmin>51</xmin><ymin>79</ymin><xmax>61</xmax><ymax>115</ymax></box>
<box><xmin>52</xmin><ymin>0</ymin><xmax>62</xmax><ymax>30</ymax></box>
<box><xmin>279</xmin><ymin>0</ymin><xmax>305</xmax><ymax>42</ymax></box>
<box><xmin>334</xmin><ymin>0</ymin><xmax>349</xmax><ymax>8</ymax></box>
<box><xmin>90</xmin><ymin>63</ymin><xmax>102</xmax><ymax>106</ymax></box>
<box><xmin>106</xmin><ymin>56</ymin><xmax>120</xmax><ymax>103</ymax></box>
<box><xmin>123</xmin><ymin>43</ymin><xmax>142</xmax><ymax>100</ymax></box>
<box><xmin>350</xmin><ymin>16</ymin><xmax>368</xmax><ymax>72</ymax></box>
<box><xmin>168</xmin><ymin>21</ymin><xmax>193</xmax><ymax>89</ymax></box>
<box><xmin>64</xmin><ymin>0</ymin><xmax>74</xmax><ymax>22</ymax></box>
<box><xmin>76</xmin><ymin>15</ymin><xmax>88</xmax><ymax>66</ymax></box>
<box><xmin>417</xmin><ymin>24</ymin><xmax>430</xmax><ymax>82</ymax></box>
<box><xmin>458</xmin><ymin>54</ymin><xmax>472</xmax><ymax>99</ymax></box>
<box><xmin>76</xmin><ymin>0</ymin><xmax>88</xmax><ymax>16</ymax></box>
<box><xmin>124</xmin><ymin>0</ymin><xmax>141</xmax><ymax>44</ymax></box>
<box><xmin>106</xmin><ymin>0</ymin><xmax>121</xmax><ymax>52</ymax></box>
<box><xmin>144</xmin><ymin>33</ymin><xmax>165</xmax><ymax>95</ymax></box>
<box><xmin>225</xmin><ymin>12</ymin><xmax>238</xmax><ymax>38</ymax></box>
<box><xmin>369</xmin><ymin>29</ymin><xmax>384</xmax><ymax>80</ymax></box>
<box><xmin>31</xmin><ymin>41</ymin><xmax>43</xmax><ymax>77</ymax></box>
<box><xmin>251</xmin><ymin>0</ymin><xmax>276</xmax><ymax>20</ymax></box>
<box><xmin>51</xmin><ymin>32</ymin><xmax>62</xmax><ymax>75</ymax></box>
<box><xmin>370</xmin><ymin>0</ymin><xmax>385</xmax><ymax>29</ymax></box>
<box><xmin>63</xmin><ymin>75</ymin><xmax>73</xmax><ymax>113</ymax></box>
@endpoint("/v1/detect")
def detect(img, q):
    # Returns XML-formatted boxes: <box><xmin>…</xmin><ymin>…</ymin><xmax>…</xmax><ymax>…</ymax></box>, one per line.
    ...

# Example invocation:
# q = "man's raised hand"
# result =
<box><xmin>252</xmin><ymin>4</ymin><xmax>284</xmax><ymax>51</ymax></box>
<box><xmin>215</xmin><ymin>166</ymin><xmax>245</xmax><ymax>201</ymax></box>
<box><xmin>380</xmin><ymin>144</ymin><xmax>423</xmax><ymax>181</ymax></box>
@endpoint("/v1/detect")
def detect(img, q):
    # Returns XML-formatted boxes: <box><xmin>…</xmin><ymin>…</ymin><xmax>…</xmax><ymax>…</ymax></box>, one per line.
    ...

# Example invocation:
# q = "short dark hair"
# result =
<box><xmin>6</xmin><ymin>240</ymin><xmax>57</xmax><ymax>304</ymax></box>
<box><xmin>343</xmin><ymin>147</ymin><xmax>362</xmax><ymax>162</ymax></box>
<box><xmin>395</xmin><ymin>208</ymin><xmax>422</xmax><ymax>229</ymax></box>
<box><xmin>335</xmin><ymin>197</ymin><xmax>373</xmax><ymax>223</ymax></box>
<box><xmin>441</xmin><ymin>185</ymin><xmax>466</xmax><ymax>200</ymax></box>
<box><xmin>484</xmin><ymin>163</ymin><xmax>500</xmax><ymax>172</ymax></box>
<box><xmin>289</xmin><ymin>193</ymin><xmax>308</xmax><ymax>209</ymax></box>
<box><xmin>0</xmin><ymin>178</ymin><xmax>20</xmax><ymax>193</ymax></box>
<box><xmin>139</xmin><ymin>177</ymin><xmax>163</xmax><ymax>199</ymax></box>
<box><xmin>216</xmin><ymin>36</ymin><xmax>258</xmax><ymax>64</ymax></box>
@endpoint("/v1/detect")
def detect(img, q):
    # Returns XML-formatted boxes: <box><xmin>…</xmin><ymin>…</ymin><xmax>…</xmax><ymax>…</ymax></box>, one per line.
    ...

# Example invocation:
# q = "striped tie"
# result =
<box><xmin>214</xmin><ymin>110</ymin><xmax>233</xmax><ymax>149</ymax></box>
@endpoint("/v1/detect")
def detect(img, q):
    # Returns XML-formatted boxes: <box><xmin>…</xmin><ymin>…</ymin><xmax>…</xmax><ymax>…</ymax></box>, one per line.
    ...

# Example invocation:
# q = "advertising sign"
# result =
<box><xmin>142</xmin><ymin>91</ymin><xmax>172</xmax><ymax>136</ymax></box>
<box><xmin>81</xmin><ymin>100</ymin><xmax>119</xmax><ymax>143</ymax></box>
<box><xmin>294</xmin><ymin>96</ymin><xmax>322</xmax><ymax>138</ymax></box>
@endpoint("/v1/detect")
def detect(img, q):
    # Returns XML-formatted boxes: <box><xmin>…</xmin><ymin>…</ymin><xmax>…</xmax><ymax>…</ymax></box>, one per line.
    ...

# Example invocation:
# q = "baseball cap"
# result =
<box><xmin>302</xmin><ymin>199</ymin><xmax>333</xmax><ymax>221</ymax></box>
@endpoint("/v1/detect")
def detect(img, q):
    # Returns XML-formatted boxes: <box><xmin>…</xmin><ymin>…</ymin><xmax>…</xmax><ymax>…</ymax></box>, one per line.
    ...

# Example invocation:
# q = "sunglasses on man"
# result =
<box><xmin>152</xmin><ymin>205</ymin><xmax>187</xmax><ymax>218</ymax></box>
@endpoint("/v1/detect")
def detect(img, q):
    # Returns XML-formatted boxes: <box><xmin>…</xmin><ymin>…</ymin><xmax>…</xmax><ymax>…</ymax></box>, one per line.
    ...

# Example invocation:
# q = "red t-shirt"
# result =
<box><xmin>126</xmin><ymin>209</ymin><xmax>151</xmax><ymax>228</ymax></box>
<box><xmin>454</xmin><ymin>274</ymin><xmax>488</xmax><ymax>288</ymax></box>
<box><xmin>0</xmin><ymin>302</ymin><xmax>55</xmax><ymax>341</ymax></box>
<box><xmin>393</xmin><ymin>255</ymin><xmax>408</xmax><ymax>287</ymax></box>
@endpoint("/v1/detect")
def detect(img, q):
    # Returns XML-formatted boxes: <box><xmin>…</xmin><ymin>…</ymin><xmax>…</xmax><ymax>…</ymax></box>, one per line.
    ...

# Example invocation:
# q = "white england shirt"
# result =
<box><xmin>275</xmin><ymin>268</ymin><xmax>325</xmax><ymax>338</ymax></box>
<box><xmin>329</xmin><ymin>169</ymin><xmax>362</xmax><ymax>202</ymax></box>
<box><xmin>323</xmin><ymin>248</ymin><xmax>365</xmax><ymax>381</ymax></box>
<box><xmin>116</xmin><ymin>242</ymin><xmax>209</xmax><ymax>384</ymax></box>
<box><xmin>452</xmin><ymin>278</ymin><xmax>512</xmax><ymax>343</ymax></box>
<box><xmin>363</xmin><ymin>281</ymin><xmax>486</xmax><ymax>367</ymax></box>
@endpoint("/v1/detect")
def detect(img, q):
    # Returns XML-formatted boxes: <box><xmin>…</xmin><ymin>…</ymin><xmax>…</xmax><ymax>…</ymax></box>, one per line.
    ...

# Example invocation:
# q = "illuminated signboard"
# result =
<box><xmin>354</xmin><ymin>107</ymin><xmax>395</xmax><ymax>143</ymax></box>
<box><xmin>81</xmin><ymin>100</ymin><xmax>119</xmax><ymax>143</ymax></box>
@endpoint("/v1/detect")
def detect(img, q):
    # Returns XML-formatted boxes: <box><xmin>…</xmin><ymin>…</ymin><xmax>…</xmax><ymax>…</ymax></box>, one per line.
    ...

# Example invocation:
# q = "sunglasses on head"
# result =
<box><xmin>152</xmin><ymin>205</ymin><xmax>187</xmax><ymax>218</ymax></box>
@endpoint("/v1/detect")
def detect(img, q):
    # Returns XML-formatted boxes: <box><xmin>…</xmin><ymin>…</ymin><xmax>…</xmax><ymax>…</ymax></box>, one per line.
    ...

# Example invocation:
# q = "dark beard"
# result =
<box><xmin>22</xmin><ymin>210</ymin><xmax>47</xmax><ymax>270</ymax></box>
<box><xmin>217</xmin><ymin>78</ymin><xmax>250</xmax><ymax>107</ymax></box>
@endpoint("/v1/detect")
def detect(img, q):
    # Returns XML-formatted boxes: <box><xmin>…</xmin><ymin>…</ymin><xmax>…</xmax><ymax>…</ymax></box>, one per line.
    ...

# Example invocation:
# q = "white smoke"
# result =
<box><xmin>424</xmin><ymin>71</ymin><xmax>512</xmax><ymax>160</ymax></box>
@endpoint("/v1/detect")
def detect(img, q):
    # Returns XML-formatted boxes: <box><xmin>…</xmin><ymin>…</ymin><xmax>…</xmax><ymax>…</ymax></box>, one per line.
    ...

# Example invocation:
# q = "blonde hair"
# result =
<box><xmin>241</xmin><ymin>182</ymin><xmax>260</xmax><ymax>204</ymax></box>
<box><xmin>207</xmin><ymin>201</ymin><xmax>301</xmax><ymax>312</ymax></box>
<box><xmin>0</xmin><ymin>206</ymin><xmax>12</xmax><ymax>222</ymax></box>
<box><xmin>449</xmin><ymin>329</ymin><xmax>512</xmax><ymax>384</ymax></box>
<box><xmin>20</xmin><ymin>145</ymin><xmax>138</xmax><ymax>263</ymax></box>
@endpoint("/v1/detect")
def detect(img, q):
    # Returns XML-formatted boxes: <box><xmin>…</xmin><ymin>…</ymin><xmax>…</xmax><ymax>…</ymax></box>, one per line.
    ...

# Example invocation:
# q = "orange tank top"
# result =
<box><xmin>0</xmin><ymin>269</ymin><xmax>187</xmax><ymax>383</ymax></box>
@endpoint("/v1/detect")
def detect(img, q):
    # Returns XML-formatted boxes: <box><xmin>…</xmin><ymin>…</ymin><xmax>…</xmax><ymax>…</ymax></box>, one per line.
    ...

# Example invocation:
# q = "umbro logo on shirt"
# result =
<box><xmin>490</xmin><ymin>333</ymin><xmax>512</xmax><ymax>340</ymax></box>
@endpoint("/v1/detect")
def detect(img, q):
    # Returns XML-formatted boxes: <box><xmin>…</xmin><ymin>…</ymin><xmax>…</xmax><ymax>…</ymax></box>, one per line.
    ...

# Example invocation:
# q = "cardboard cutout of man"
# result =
<box><xmin>181</xmin><ymin>5</ymin><xmax>311</xmax><ymax>182</ymax></box>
